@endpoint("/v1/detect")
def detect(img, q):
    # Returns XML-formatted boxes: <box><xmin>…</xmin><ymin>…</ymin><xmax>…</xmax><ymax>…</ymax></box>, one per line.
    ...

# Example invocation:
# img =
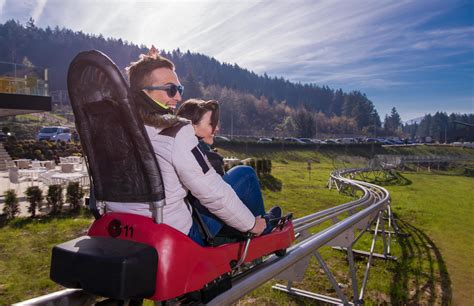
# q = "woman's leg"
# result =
<box><xmin>191</xmin><ymin>165</ymin><xmax>266</xmax><ymax>244</ymax></box>
<box><xmin>223</xmin><ymin>165</ymin><xmax>266</xmax><ymax>216</ymax></box>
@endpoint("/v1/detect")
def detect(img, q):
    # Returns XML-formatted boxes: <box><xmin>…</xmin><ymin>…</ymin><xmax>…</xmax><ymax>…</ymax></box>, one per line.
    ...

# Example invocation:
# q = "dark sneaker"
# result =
<box><xmin>262</xmin><ymin>206</ymin><xmax>282</xmax><ymax>235</ymax></box>
<box><xmin>267</xmin><ymin>206</ymin><xmax>282</xmax><ymax>220</ymax></box>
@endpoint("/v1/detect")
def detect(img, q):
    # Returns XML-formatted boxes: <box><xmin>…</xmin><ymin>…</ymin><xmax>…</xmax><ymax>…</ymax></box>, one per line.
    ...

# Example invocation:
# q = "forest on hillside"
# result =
<box><xmin>1</xmin><ymin>19</ymin><xmax>472</xmax><ymax>140</ymax></box>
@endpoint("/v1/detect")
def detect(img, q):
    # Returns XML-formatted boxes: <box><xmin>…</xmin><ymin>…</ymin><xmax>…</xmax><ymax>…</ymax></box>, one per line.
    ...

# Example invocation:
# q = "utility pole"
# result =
<box><xmin>374</xmin><ymin>115</ymin><xmax>377</xmax><ymax>138</ymax></box>
<box><xmin>231</xmin><ymin>111</ymin><xmax>234</xmax><ymax>139</ymax></box>
<box><xmin>444</xmin><ymin>124</ymin><xmax>447</xmax><ymax>144</ymax></box>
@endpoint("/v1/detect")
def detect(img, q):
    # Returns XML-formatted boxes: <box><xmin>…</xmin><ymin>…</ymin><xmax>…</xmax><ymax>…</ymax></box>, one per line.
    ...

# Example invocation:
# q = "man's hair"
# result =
<box><xmin>126</xmin><ymin>50</ymin><xmax>175</xmax><ymax>91</ymax></box>
<box><xmin>176</xmin><ymin>99</ymin><xmax>220</xmax><ymax>132</ymax></box>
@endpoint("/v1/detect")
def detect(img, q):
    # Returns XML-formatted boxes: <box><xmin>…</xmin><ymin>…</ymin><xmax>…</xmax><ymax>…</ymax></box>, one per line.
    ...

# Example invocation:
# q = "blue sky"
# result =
<box><xmin>1</xmin><ymin>0</ymin><xmax>473</xmax><ymax>121</ymax></box>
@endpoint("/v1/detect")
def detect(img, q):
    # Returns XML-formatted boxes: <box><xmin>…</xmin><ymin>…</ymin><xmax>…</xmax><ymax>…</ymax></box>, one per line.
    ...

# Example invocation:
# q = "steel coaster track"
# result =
<box><xmin>209</xmin><ymin>167</ymin><xmax>396</xmax><ymax>306</ymax></box>
<box><xmin>15</xmin><ymin>167</ymin><xmax>398</xmax><ymax>306</ymax></box>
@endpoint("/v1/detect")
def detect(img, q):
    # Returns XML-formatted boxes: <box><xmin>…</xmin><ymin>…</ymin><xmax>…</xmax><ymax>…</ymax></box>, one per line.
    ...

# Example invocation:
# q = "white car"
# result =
<box><xmin>37</xmin><ymin>126</ymin><xmax>71</xmax><ymax>141</ymax></box>
<box><xmin>51</xmin><ymin>132</ymin><xmax>72</xmax><ymax>142</ymax></box>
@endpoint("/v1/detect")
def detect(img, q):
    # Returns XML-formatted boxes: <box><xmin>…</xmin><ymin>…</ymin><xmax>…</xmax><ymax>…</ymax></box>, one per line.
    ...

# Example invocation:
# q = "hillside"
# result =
<box><xmin>0</xmin><ymin>19</ymin><xmax>380</xmax><ymax>136</ymax></box>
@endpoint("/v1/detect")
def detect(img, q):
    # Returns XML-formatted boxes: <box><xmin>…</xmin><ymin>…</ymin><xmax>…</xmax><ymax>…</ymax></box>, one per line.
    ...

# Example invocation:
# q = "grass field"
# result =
<box><xmin>0</xmin><ymin>147</ymin><xmax>472</xmax><ymax>305</ymax></box>
<box><xmin>0</xmin><ymin>213</ymin><xmax>93</xmax><ymax>304</ymax></box>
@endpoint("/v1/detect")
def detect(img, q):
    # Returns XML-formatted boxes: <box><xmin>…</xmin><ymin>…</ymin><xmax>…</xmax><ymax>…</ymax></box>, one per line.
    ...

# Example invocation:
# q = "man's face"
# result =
<box><xmin>144</xmin><ymin>67</ymin><xmax>182</xmax><ymax>110</ymax></box>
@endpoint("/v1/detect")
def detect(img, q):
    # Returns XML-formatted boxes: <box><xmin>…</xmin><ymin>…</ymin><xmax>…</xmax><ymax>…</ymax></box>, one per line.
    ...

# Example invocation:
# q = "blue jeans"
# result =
<box><xmin>188</xmin><ymin>166</ymin><xmax>266</xmax><ymax>245</ymax></box>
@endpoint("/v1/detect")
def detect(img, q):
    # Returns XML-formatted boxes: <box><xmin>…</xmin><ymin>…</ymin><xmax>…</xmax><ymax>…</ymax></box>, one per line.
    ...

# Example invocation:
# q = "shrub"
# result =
<box><xmin>262</xmin><ymin>159</ymin><xmax>272</xmax><ymax>174</ymax></box>
<box><xmin>33</xmin><ymin>149</ymin><xmax>43</xmax><ymax>159</ymax></box>
<box><xmin>66</xmin><ymin>182</ymin><xmax>85</xmax><ymax>212</ymax></box>
<box><xmin>3</xmin><ymin>189</ymin><xmax>20</xmax><ymax>219</ymax></box>
<box><xmin>255</xmin><ymin>159</ymin><xmax>272</xmax><ymax>176</ymax></box>
<box><xmin>25</xmin><ymin>186</ymin><xmax>44</xmax><ymax>218</ymax></box>
<box><xmin>249</xmin><ymin>159</ymin><xmax>256</xmax><ymax>170</ymax></box>
<box><xmin>256</xmin><ymin>159</ymin><xmax>263</xmax><ymax>175</ymax></box>
<box><xmin>47</xmin><ymin>185</ymin><xmax>63</xmax><ymax>215</ymax></box>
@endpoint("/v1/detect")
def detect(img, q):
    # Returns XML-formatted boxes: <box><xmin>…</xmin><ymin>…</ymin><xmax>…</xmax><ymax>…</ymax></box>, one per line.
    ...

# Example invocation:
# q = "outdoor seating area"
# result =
<box><xmin>1</xmin><ymin>156</ymin><xmax>90</xmax><ymax>217</ymax></box>
<box><xmin>8</xmin><ymin>157</ymin><xmax>89</xmax><ymax>188</ymax></box>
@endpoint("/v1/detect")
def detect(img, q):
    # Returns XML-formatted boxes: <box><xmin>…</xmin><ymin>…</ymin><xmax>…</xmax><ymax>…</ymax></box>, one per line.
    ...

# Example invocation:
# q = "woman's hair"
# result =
<box><xmin>176</xmin><ymin>99</ymin><xmax>220</xmax><ymax>132</ymax></box>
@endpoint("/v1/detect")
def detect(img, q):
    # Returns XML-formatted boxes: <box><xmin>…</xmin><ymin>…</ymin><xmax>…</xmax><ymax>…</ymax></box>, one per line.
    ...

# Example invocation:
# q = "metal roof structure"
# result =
<box><xmin>0</xmin><ymin>61</ymin><xmax>52</xmax><ymax>117</ymax></box>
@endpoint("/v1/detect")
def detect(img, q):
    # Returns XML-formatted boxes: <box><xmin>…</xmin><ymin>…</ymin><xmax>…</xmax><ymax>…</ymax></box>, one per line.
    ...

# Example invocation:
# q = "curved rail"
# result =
<box><xmin>16</xmin><ymin>167</ymin><xmax>396</xmax><ymax>306</ymax></box>
<box><xmin>209</xmin><ymin>168</ymin><xmax>393</xmax><ymax>305</ymax></box>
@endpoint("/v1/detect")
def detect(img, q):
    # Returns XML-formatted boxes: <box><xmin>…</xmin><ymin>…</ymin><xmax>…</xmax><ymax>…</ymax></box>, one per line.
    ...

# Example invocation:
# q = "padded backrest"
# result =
<box><xmin>67</xmin><ymin>50</ymin><xmax>165</xmax><ymax>203</ymax></box>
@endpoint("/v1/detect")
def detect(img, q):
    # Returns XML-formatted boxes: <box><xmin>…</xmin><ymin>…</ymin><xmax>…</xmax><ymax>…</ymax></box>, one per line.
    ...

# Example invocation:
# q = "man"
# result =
<box><xmin>106</xmin><ymin>47</ymin><xmax>268</xmax><ymax>244</ymax></box>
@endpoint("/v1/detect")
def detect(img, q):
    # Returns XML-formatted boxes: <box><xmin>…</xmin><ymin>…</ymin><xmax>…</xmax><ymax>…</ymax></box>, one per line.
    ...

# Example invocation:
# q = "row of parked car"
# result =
<box><xmin>254</xmin><ymin>137</ymin><xmax>410</xmax><ymax>145</ymax></box>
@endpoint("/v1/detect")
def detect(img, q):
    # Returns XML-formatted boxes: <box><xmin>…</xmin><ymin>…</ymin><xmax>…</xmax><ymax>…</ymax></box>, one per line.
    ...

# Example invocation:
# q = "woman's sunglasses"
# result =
<box><xmin>142</xmin><ymin>84</ymin><xmax>184</xmax><ymax>98</ymax></box>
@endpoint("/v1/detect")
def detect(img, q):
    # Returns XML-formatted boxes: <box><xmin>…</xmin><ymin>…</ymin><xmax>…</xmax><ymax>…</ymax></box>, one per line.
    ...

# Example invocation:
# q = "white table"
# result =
<box><xmin>51</xmin><ymin>172</ymin><xmax>89</xmax><ymax>186</ymax></box>
<box><xmin>19</xmin><ymin>168</ymin><xmax>48</xmax><ymax>184</ymax></box>
<box><xmin>13</xmin><ymin>159</ymin><xmax>31</xmax><ymax>169</ymax></box>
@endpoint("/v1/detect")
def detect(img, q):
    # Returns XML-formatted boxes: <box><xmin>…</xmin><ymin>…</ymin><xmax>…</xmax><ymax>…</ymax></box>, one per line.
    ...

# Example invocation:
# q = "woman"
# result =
<box><xmin>177</xmin><ymin>99</ymin><xmax>225</xmax><ymax>175</ymax></box>
<box><xmin>176</xmin><ymin>99</ymin><xmax>281</xmax><ymax>244</ymax></box>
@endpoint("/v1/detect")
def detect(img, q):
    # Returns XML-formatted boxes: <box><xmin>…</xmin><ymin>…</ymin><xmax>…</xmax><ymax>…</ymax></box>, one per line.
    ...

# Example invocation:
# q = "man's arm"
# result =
<box><xmin>172</xmin><ymin>125</ymin><xmax>256</xmax><ymax>233</ymax></box>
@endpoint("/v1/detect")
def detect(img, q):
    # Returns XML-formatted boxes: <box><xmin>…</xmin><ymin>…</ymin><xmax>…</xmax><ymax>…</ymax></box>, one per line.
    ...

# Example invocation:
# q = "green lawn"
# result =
<box><xmin>0</xmin><ymin>148</ymin><xmax>472</xmax><ymax>305</ymax></box>
<box><xmin>387</xmin><ymin>171</ymin><xmax>474</xmax><ymax>305</ymax></box>
<box><xmin>0</xmin><ymin>214</ymin><xmax>93</xmax><ymax>305</ymax></box>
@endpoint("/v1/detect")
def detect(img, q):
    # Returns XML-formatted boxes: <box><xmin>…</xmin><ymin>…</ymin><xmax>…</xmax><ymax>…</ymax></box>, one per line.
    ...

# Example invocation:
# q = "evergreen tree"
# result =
<box><xmin>0</xmin><ymin>19</ymin><xmax>393</xmax><ymax>135</ymax></box>
<box><xmin>3</xmin><ymin>189</ymin><xmax>19</xmax><ymax>219</ymax></box>
<box><xmin>384</xmin><ymin>107</ymin><xmax>402</xmax><ymax>135</ymax></box>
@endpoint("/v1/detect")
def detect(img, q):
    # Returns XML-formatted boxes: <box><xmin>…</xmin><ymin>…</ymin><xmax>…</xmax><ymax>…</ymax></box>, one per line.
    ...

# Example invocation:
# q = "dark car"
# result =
<box><xmin>284</xmin><ymin>137</ymin><xmax>305</xmax><ymax>144</ymax></box>
<box><xmin>298</xmin><ymin>138</ymin><xmax>313</xmax><ymax>144</ymax></box>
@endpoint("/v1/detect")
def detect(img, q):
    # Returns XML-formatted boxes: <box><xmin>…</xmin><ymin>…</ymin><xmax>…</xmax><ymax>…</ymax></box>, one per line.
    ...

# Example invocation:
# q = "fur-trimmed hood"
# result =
<box><xmin>138</xmin><ymin>108</ymin><xmax>190</xmax><ymax>130</ymax></box>
<box><xmin>134</xmin><ymin>90</ymin><xmax>190</xmax><ymax>130</ymax></box>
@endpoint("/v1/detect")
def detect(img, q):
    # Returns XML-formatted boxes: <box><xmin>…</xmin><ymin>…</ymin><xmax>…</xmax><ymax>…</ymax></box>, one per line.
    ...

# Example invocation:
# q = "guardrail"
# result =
<box><xmin>372</xmin><ymin>154</ymin><xmax>472</xmax><ymax>168</ymax></box>
<box><xmin>16</xmin><ymin>167</ymin><xmax>398</xmax><ymax>305</ymax></box>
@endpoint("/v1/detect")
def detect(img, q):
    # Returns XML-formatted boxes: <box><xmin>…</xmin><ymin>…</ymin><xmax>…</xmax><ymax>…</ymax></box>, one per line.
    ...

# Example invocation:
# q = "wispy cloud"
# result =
<box><xmin>31</xmin><ymin>0</ymin><xmax>47</xmax><ymax>23</ymax></box>
<box><xmin>0</xmin><ymin>0</ymin><xmax>6</xmax><ymax>18</ymax></box>
<box><xmin>0</xmin><ymin>0</ymin><xmax>472</xmax><ymax>119</ymax></box>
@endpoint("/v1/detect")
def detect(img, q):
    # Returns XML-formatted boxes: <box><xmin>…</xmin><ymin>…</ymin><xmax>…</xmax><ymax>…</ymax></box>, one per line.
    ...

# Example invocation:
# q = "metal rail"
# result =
<box><xmin>209</xmin><ymin>167</ymin><xmax>395</xmax><ymax>305</ymax></box>
<box><xmin>17</xmin><ymin>167</ymin><xmax>397</xmax><ymax>306</ymax></box>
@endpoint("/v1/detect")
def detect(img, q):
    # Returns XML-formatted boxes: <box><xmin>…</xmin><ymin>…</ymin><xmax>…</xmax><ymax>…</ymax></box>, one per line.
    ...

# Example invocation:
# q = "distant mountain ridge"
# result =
<box><xmin>404</xmin><ymin>116</ymin><xmax>424</xmax><ymax>125</ymax></box>
<box><xmin>1</xmin><ymin>20</ymin><xmax>376</xmax><ymax>109</ymax></box>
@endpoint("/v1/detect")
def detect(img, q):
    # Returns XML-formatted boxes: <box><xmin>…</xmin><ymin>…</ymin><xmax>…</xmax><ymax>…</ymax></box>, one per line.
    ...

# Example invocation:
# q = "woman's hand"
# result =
<box><xmin>250</xmin><ymin>216</ymin><xmax>266</xmax><ymax>236</ymax></box>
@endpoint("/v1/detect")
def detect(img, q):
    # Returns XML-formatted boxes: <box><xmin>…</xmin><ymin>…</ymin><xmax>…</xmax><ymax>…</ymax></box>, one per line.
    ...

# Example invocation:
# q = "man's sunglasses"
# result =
<box><xmin>142</xmin><ymin>84</ymin><xmax>184</xmax><ymax>98</ymax></box>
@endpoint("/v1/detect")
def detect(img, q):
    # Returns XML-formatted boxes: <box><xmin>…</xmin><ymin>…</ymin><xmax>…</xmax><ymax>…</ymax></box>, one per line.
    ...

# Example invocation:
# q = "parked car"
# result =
<box><xmin>51</xmin><ymin>132</ymin><xmax>72</xmax><ymax>142</ymax></box>
<box><xmin>214</xmin><ymin>136</ymin><xmax>230</xmax><ymax>142</ymax></box>
<box><xmin>377</xmin><ymin>138</ymin><xmax>394</xmax><ymax>145</ymax></box>
<box><xmin>37</xmin><ymin>126</ymin><xmax>71</xmax><ymax>141</ymax></box>
<box><xmin>298</xmin><ymin>138</ymin><xmax>313</xmax><ymax>144</ymax></box>
<box><xmin>284</xmin><ymin>137</ymin><xmax>305</xmax><ymax>144</ymax></box>
<box><xmin>257</xmin><ymin>137</ymin><xmax>272</xmax><ymax>143</ymax></box>
<box><xmin>341</xmin><ymin>138</ymin><xmax>356</xmax><ymax>144</ymax></box>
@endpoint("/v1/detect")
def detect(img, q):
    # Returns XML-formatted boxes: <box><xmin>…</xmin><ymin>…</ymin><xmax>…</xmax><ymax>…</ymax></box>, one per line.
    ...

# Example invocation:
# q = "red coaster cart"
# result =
<box><xmin>50</xmin><ymin>50</ymin><xmax>294</xmax><ymax>304</ymax></box>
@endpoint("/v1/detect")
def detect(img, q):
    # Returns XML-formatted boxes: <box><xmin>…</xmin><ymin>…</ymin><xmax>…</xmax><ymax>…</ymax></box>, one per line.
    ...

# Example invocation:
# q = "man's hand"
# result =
<box><xmin>250</xmin><ymin>216</ymin><xmax>266</xmax><ymax>236</ymax></box>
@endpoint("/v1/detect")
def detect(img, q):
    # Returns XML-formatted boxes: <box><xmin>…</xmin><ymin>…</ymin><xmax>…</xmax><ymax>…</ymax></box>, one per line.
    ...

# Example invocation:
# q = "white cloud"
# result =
<box><xmin>31</xmin><ymin>0</ymin><xmax>47</xmax><ymax>23</ymax></box>
<box><xmin>0</xmin><ymin>0</ymin><xmax>6</xmax><ymax>17</ymax></box>
<box><xmin>1</xmin><ymin>0</ymin><xmax>472</xmax><ymax>119</ymax></box>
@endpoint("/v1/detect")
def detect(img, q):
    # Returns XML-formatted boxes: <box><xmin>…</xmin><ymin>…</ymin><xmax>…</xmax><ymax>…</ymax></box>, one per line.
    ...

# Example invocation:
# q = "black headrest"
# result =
<box><xmin>67</xmin><ymin>50</ymin><xmax>165</xmax><ymax>203</ymax></box>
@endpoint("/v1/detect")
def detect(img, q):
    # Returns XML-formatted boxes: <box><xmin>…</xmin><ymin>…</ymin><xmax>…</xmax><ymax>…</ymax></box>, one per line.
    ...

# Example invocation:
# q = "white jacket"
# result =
<box><xmin>106</xmin><ymin>123</ymin><xmax>255</xmax><ymax>235</ymax></box>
